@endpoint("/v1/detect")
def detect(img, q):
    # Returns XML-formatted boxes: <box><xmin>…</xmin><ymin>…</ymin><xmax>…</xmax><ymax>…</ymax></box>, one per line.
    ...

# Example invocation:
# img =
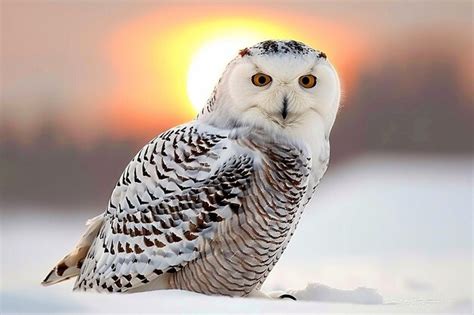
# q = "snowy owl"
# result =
<box><xmin>42</xmin><ymin>40</ymin><xmax>341</xmax><ymax>298</ymax></box>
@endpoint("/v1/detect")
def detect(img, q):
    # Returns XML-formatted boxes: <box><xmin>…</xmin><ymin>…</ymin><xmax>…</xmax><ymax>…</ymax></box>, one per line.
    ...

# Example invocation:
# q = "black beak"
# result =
<box><xmin>281</xmin><ymin>96</ymin><xmax>288</xmax><ymax>120</ymax></box>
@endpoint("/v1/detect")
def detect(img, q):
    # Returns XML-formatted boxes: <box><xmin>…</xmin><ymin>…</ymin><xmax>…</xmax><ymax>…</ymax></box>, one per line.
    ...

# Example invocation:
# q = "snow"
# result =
<box><xmin>290</xmin><ymin>283</ymin><xmax>383</xmax><ymax>305</ymax></box>
<box><xmin>1</xmin><ymin>153</ymin><xmax>472</xmax><ymax>314</ymax></box>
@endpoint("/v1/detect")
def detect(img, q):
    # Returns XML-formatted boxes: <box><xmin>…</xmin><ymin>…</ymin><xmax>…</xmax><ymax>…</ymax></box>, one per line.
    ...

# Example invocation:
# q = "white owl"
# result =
<box><xmin>42</xmin><ymin>40</ymin><xmax>341</xmax><ymax>299</ymax></box>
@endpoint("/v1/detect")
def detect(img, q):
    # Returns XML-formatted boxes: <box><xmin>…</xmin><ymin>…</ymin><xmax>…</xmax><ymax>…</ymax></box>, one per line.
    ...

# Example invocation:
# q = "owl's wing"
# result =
<box><xmin>74</xmin><ymin>123</ymin><xmax>257</xmax><ymax>292</ymax></box>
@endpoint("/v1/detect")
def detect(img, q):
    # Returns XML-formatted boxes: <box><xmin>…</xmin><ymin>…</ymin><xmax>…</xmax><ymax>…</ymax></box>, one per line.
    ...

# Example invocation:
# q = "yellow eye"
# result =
<box><xmin>299</xmin><ymin>75</ymin><xmax>317</xmax><ymax>88</ymax></box>
<box><xmin>251</xmin><ymin>73</ymin><xmax>272</xmax><ymax>87</ymax></box>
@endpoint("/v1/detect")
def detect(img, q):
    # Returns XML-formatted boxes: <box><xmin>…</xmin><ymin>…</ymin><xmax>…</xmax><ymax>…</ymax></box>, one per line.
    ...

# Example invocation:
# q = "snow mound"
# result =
<box><xmin>290</xmin><ymin>283</ymin><xmax>384</xmax><ymax>305</ymax></box>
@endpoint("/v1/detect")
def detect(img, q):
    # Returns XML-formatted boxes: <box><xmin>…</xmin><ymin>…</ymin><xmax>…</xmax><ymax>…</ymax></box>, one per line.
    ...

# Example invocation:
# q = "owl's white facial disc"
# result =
<box><xmin>199</xmin><ymin>40</ymin><xmax>341</xmax><ymax>140</ymax></box>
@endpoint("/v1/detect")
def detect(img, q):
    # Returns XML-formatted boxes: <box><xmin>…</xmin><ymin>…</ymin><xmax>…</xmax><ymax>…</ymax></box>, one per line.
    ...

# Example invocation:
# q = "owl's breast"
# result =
<box><xmin>169</xmin><ymin>137</ymin><xmax>312</xmax><ymax>296</ymax></box>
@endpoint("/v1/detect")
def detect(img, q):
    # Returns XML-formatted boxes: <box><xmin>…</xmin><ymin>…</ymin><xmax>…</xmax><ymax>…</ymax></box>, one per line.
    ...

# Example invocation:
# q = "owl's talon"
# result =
<box><xmin>279</xmin><ymin>294</ymin><xmax>297</xmax><ymax>301</ymax></box>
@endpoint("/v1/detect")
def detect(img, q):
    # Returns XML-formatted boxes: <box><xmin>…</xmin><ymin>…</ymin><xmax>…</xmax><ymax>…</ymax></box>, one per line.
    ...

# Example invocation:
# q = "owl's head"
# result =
<box><xmin>198</xmin><ymin>40</ymin><xmax>341</xmax><ymax>140</ymax></box>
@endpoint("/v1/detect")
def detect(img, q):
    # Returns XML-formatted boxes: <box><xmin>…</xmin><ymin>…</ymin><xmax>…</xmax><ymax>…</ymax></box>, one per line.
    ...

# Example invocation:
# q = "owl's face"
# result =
<box><xmin>200</xmin><ymin>40</ymin><xmax>341</xmax><ymax>139</ymax></box>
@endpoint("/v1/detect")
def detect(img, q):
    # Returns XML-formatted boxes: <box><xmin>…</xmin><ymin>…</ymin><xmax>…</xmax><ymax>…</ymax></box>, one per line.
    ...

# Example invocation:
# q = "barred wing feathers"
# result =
<box><xmin>72</xmin><ymin>122</ymin><xmax>313</xmax><ymax>295</ymax></box>
<box><xmin>74</xmin><ymin>123</ymin><xmax>259</xmax><ymax>292</ymax></box>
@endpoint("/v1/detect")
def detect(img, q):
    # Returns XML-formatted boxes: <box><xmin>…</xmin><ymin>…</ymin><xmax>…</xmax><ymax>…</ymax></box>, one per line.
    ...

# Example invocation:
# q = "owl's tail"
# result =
<box><xmin>41</xmin><ymin>214</ymin><xmax>104</xmax><ymax>286</ymax></box>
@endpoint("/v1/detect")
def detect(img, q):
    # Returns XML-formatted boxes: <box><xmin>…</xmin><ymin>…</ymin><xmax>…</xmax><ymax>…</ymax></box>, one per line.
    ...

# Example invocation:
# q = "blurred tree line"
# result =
<box><xmin>1</xmin><ymin>45</ymin><xmax>472</xmax><ymax>208</ymax></box>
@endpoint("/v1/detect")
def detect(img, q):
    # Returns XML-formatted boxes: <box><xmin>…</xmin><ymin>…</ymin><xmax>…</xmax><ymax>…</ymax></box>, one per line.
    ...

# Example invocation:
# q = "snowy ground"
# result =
<box><xmin>1</xmin><ymin>153</ymin><xmax>472</xmax><ymax>314</ymax></box>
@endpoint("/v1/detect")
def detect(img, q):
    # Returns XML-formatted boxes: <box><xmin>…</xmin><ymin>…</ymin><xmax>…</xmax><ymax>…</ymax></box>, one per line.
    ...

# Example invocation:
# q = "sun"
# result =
<box><xmin>105</xmin><ymin>9</ymin><xmax>366</xmax><ymax>139</ymax></box>
<box><xmin>186</xmin><ymin>35</ymin><xmax>264</xmax><ymax>113</ymax></box>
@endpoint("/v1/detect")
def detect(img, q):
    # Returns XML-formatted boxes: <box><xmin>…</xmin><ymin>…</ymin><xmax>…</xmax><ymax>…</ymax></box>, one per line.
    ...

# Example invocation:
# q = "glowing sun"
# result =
<box><xmin>187</xmin><ymin>35</ymin><xmax>262</xmax><ymax>113</ymax></box>
<box><xmin>106</xmin><ymin>9</ymin><xmax>365</xmax><ymax>140</ymax></box>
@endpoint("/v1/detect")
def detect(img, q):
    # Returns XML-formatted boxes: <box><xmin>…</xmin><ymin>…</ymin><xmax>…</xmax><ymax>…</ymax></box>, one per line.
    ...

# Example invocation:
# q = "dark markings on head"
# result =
<box><xmin>261</xmin><ymin>40</ymin><xmax>280</xmax><ymax>54</ymax></box>
<box><xmin>246</xmin><ymin>40</ymin><xmax>317</xmax><ymax>56</ymax></box>
<box><xmin>239</xmin><ymin>48</ymin><xmax>251</xmax><ymax>57</ymax></box>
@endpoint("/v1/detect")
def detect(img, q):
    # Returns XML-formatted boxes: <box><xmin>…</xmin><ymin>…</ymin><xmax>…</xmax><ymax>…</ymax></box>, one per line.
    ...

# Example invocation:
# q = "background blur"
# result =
<box><xmin>1</xmin><ymin>1</ymin><xmax>472</xmax><ymax>313</ymax></box>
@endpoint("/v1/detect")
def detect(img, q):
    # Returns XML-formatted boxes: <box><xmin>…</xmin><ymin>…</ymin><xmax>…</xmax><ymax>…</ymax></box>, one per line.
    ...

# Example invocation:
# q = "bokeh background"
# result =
<box><xmin>1</xmin><ymin>1</ymin><xmax>472</xmax><ymax>313</ymax></box>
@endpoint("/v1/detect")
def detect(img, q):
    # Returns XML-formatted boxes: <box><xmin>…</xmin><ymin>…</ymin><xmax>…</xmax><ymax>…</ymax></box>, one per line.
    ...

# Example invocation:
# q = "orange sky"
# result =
<box><xmin>1</xmin><ymin>2</ymin><xmax>472</xmax><ymax>145</ymax></box>
<box><xmin>101</xmin><ymin>5</ymin><xmax>368</xmax><ymax>139</ymax></box>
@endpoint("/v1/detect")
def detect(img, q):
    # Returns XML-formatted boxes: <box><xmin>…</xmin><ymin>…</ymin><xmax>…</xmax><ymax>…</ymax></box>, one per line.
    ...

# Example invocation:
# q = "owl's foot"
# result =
<box><xmin>248</xmin><ymin>289</ymin><xmax>297</xmax><ymax>301</ymax></box>
<box><xmin>279</xmin><ymin>293</ymin><xmax>297</xmax><ymax>301</ymax></box>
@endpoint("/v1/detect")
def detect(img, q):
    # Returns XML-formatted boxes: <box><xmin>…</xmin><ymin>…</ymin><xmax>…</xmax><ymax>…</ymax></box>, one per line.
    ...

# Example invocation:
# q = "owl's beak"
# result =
<box><xmin>281</xmin><ymin>96</ymin><xmax>288</xmax><ymax>120</ymax></box>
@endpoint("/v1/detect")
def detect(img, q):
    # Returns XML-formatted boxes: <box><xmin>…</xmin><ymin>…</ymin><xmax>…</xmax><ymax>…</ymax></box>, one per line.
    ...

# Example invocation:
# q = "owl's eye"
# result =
<box><xmin>299</xmin><ymin>75</ymin><xmax>317</xmax><ymax>88</ymax></box>
<box><xmin>251</xmin><ymin>73</ymin><xmax>272</xmax><ymax>87</ymax></box>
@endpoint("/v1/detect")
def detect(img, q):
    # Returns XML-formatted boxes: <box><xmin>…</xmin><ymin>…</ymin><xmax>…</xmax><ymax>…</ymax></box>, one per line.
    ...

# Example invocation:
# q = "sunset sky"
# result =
<box><xmin>1</xmin><ymin>1</ymin><xmax>472</xmax><ymax>144</ymax></box>
<box><xmin>1</xmin><ymin>4</ymin><xmax>472</xmax><ymax>312</ymax></box>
